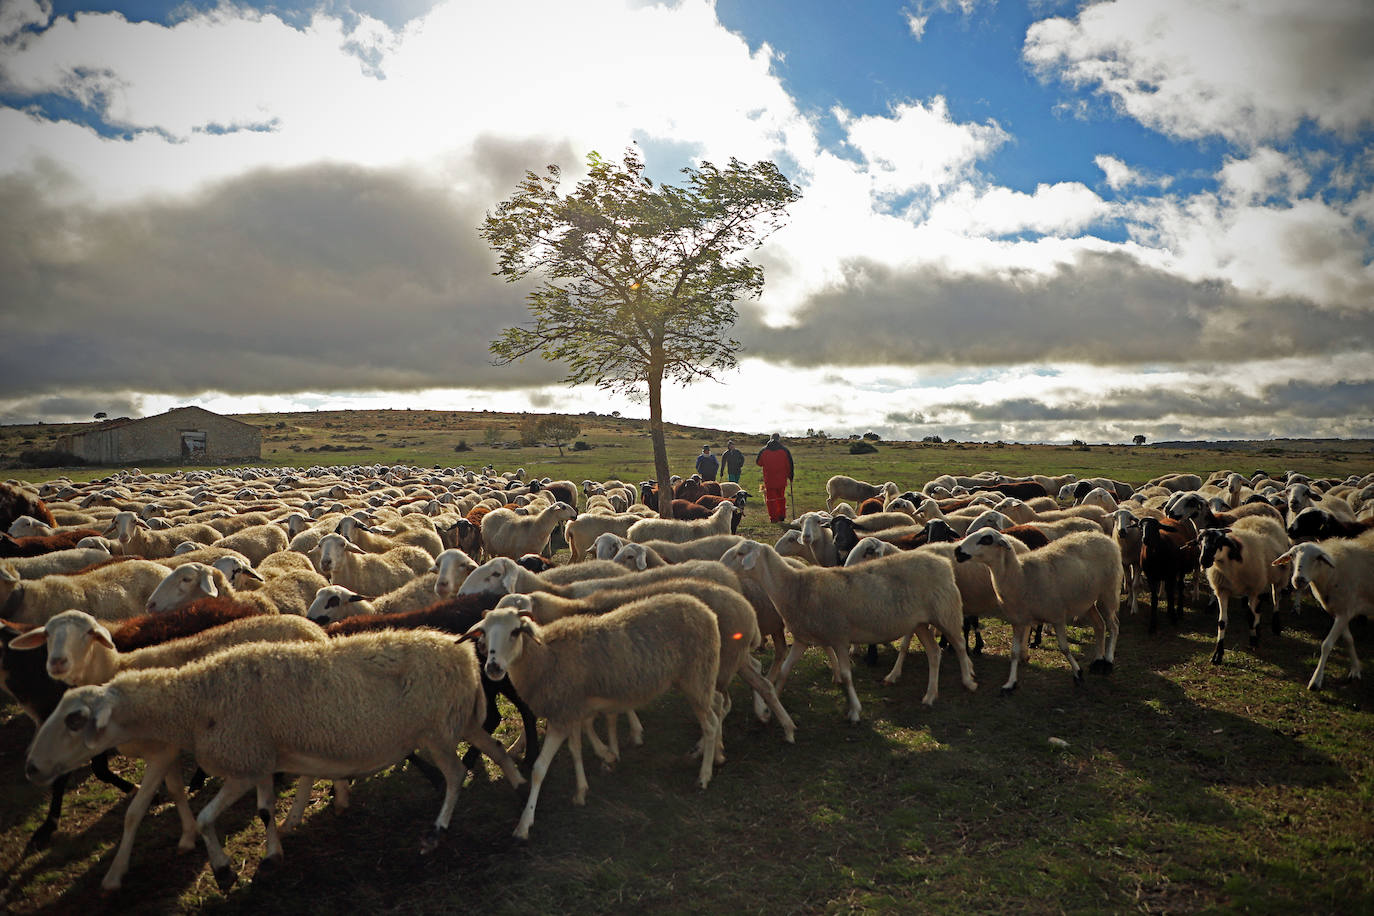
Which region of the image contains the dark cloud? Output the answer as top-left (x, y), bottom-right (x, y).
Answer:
top-left (0, 392), bottom-right (145, 425)
top-left (0, 138), bottom-right (579, 400)
top-left (737, 250), bottom-right (1374, 366)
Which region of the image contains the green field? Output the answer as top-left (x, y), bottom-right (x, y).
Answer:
top-left (1, 412), bottom-right (1372, 914)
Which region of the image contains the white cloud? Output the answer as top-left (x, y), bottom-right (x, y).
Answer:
top-left (927, 181), bottom-right (1111, 236)
top-left (1218, 147), bottom-right (1310, 203)
top-left (1025, 0), bottom-right (1374, 145)
top-left (0, 0), bottom-right (49, 41)
top-left (838, 97), bottom-right (1007, 197)
top-left (1094, 154), bottom-right (1138, 190)
top-left (906, 13), bottom-right (928, 39)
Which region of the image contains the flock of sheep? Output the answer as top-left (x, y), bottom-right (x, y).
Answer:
top-left (1, 459), bottom-right (1372, 895)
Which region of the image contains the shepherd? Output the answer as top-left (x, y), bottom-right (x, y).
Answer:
top-left (755, 433), bottom-right (794, 523)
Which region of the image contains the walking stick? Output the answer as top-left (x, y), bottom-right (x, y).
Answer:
top-left (788, 479), bottom-right (795, 521)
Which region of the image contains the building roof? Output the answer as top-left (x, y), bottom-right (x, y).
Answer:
top-left (65, 406), bottom-right (260, 440)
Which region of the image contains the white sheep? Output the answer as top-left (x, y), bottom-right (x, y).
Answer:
top-left (459, 596), bottom-right (720, 840)
top-left (0, 559), bottom-right (172, 626)
top-left (26, 631), bottom-right (526, 888)
top-left (316, 532), bottom-right (433, 595)
top-left (612, 535), bottom-right (746, 567)
top-left (102, 511), bottom-right (222, 559)
top-left (1196, 516), bottom-right (1292, 665)
top-left (1273, 536), bottom-right (1374, 689)
top-left (480, 502), bottom-right (578, 560)
top-left (825, 476), bottom-right (897, 510)
top-left (207, 552), bottom-right (328, 617)
top-left (720, 539), bottom-right (976, 722)
top-left (11, 608), bottom-right (329, 890)
top-left (563, 513), bottom-right (642, 562)
top-left (335, 514), bottom-right (445, 559)
top-left (626, 500), bottom-right (736, 545)
top-left (210, 523), bottom-right (289, 565)
top-left (456, 556), bottom-right (632, 598)
top-left (589, 532), bottom-right (630, 562)
top-left (954, 529), bottom-right (1122, 694)
top-left (432, 548), bottom-right (477, 598)
top-left (1, 544), bottom-right (112, 579)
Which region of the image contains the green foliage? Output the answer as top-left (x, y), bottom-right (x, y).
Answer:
top-left (453, 440), bottom-right (471, 452)
top-left (483, 424), bottom-right (502, 446)
top-left (849, 440), bottom-right (878, 454)
top-left (518, 414), bottom-right (541, 447)
top-left (536, 416), bottom-right (582, 456)
top-left (572, 440), bottom-right (591, 451)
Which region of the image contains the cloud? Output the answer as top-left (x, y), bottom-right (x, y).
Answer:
top-left (926, 181), bottom-right (1110, 236)
top-left (736, 248), bottom-right (1374, 367)
top-left (838, 97), bottom-right (1007, 198)
top-left (905, 13), bottom-right (929, 39)
top-left (1024, 0), bottom-right (1374, 145)
top-left (0, 391), bottom-right (145, 426)
top-left (0, 147), bottom-right (583, 399)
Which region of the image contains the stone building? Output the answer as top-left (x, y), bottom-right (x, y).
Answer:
top-left (57, 406), bottom-right (261, 465)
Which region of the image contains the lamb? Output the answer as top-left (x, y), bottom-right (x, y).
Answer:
top-left (1195, 516), bottom-right (1291, 664)
top-left (1273, 536), bottom-right (1374, 689)
top-left (480, 502), bottom-right (578, 560)
top-left (316, 532), bottom-right (433, 595)
top-left (103, 511), bottom-right (222, 559)
top-left (1139, 517), bottom-right (1199, 634)
top-left (954, 529), bottom-right (1122, 694)
top-left (27, 631), bottom-right (526, 889)
top-left (497, 578), bottom-right (795, 750)
top-left (826, 476), bottom-right (899, 511)
top-left (563, 512), bottom-right (642, 562)
top-left (627, 500), bottom-right (738, 544)
top-left (0, 559), bottom-right (172, 626)
top-left (459, 596), bottom-right (720, 840)
top-left (720, 539), bottom-right (976, 722)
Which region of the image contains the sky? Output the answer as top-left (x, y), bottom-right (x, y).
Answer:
top-left (1, 0), bottom-right (1372, 444)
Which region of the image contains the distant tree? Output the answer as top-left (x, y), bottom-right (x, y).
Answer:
top-left (93, 412), bottom-right (107, 419)
top-left (536, 416), bottom-right (582, 457)
top-left (483, 424), bottom-right (502, 446)
top-left (1133, 434), bottom-right (1147, 446)
top-left (849, 441), bottom-right (878, 455)
top-left (482, 148), bottom-right (800, 515)
top-left (862, 431), bottom-right (881, 441)
top-left (517, 414), bottom-right (541, 447)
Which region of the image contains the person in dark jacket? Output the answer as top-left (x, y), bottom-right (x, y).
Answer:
top-left (755, 433), bottom-right (794, 522)
top-left (695, 445), bottom-right (719, 481)
top-left (721, 439), bottom-right (745, 484)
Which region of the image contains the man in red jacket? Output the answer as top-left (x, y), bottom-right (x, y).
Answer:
top-left (755, 433), bottom-right (793, 523)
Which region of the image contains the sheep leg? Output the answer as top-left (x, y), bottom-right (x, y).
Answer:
top-left (935, 617), bottom-right (978, 694)
top-left (1148, 576), bottom-right (1162, 633)
top-left (738, 656), bottom-right (796, 743)
top-left (1270, 585), bottom-right (1285, 635)
top-left (626, 710), bottom-right (644, 746)
top-left (1051, 622), bottom-right (1084, 686)
top-left (568, 727), bottom-right (590, 805)
top-left (912, 625), bottom-right (943, 706)
top-left (881, 632), bottom-right (915, 685)
top-left (582, 716), bottom-right (618, 767)
top-left (514, 726), bottom-right (567, 840)
top-left (460, 723), bottom-right (525, 790)
top-left (688, 692), bottom-right (722, 788)
top-left (281, 777), bottom-right (316, 834)
top-left (1211, 589), bottom-right (1231, 664)
top-left (93, 750), bottom-right (136, 793)
top-left (255, 779), bottom-right (285, 875)
top-left (826, 646), bottom-right (845, 684)
top-left (160, 763), bottom-right (199, 851)
top-left (1308, 616), bottom-right (1353, 690)
top-left (1087, 606), bottom-right (1114, 674)
top-left (197, 776), bottom-right (257, 892)
top-left (1125, 570), bottom-right (1139, 617)
top-left (101, 748), bottom-right (179, 891)
top-left (1001, 623), bottom-right (1028, 695)
top-left (28, 772), bottom-right (69, 852)
top-left (829, 643), bottom-right (864, 723)
top-left (964, 615), bottom-right (983, 656)
top-left (417, 742), bottom-right (465, 856)
top-left (773, 640), bottom-right (809, 694)
top-left (1247, 595), bottom-right (1262, 647)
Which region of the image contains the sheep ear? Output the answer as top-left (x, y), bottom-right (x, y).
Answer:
top-left (242, 567), bottom-right (265, 582)
top-left (89, 623), bottom-right (115, 650)
top-left (1272, 549), bottom-right (1296, 567)
top-left (738, 547), bottom-right (758, 570)
top-left (455, 622), bottom-right (484, 644)
top-left (345, 542), bottom-right (367, 555)
top-left (196, 566), bottom-right (219, 597)
top-left (349, 594), bottom-right (370, 603)
top-left (84, 699), bottom-right (114, 749)
top-left (7, 628), bottom-right (49, 651)
top-left (428, 560), bottom-right (440, 574)
top-left (500, 565), bottom-right (521, 594)
top-left (1316, 552), bottom-right (1334, 567)
top-left (634, 551), bottom-right (647, 571)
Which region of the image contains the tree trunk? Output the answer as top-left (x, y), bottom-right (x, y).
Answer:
top-left (647, 356), bottom-right (674, 517)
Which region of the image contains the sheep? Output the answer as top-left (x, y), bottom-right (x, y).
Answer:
top-left (0, 621), bottom-right (135, 851)
top-left (720, 539), bottom-right (976, 722)
top-left (316, 532), bottom-right (433, 595)
top-left (2, 545), bottom-right (113, 579)
top-left (457, 556), bottom-right (632, 598)
top-left (0, 527), bottom-right (104, 558)
top-left (0, 559), bottom-right (172, 626)
top-left (480, 502), bottom-right (577, 560)
top-left (207, 553), bottom-right (327, 617)
top-left (334, 514), bottom-right (445, 559)
top-left (1110, 508), bottom-right (1146, 617)
top-left (1195, 516), bottom-right (1291, 665)
top-left (563, 512), bottom-right (642, 562)
top-left (825, 476), bottom-right (896, 511)
top-left (497, 578), bottom-right (795, 752)
top-left (1166, 493), bottom-right (1283, 530)
top-left (102, 511), bottom-right (222, 559)
top-left (432, 548), bottom-right (478, 598)
top-left (589, 532), bottom-right (630, 562)
top-left (306, 584), bottom-right (377, 624)
top-left (210, 522), bottom-right (289, 565)
top-left (613, 535), bottom-right (746, 567)
top-left (799, 513), bottom-right (839, 567)
top-left (1286, 507), bottom-right (1374, 543)
top-left (27, 630), bottom-right (525, 889)
top-left (1273, 536), bottom-right (1374, 689)
top-left (1139, 517), bottom-right (1199, 634)
top-left (627, 500), bottom-right (738, 544)
top-left (0, 482), bottom-right (56, 531)
top-left (458, 596), bottom-right (720, 840)
top-left (954, 529), bottom-right (1122, 694)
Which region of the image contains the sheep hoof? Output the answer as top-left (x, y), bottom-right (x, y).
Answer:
top-left (255, 854), bottom-right (283, 880)
top-left (1072, 670), bottom-right (1084, 687)
top-left (1089, 659), bottom-right (1113, 675)
top-left (1210, 647), bottom-right (1225, 665)
top-left (213, 865), bottom-right (238, 892)
top-left (999, 684), bottom-right (1017, 697)
top-left (1249, 633), bottom-right (1260, 648)
top-left (1271, 615), bottom-right (1283, 636)
top-left (968, 644), bottom-right (982, 657)
top-left (26, 823), bottom-right (55, 852)
top-left (420, 826), bottom-right (446, 855)
top-left (1306, 679), bottom-right (1322, 691)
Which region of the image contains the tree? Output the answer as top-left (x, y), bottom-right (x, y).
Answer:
top-left (482, 148), bottom-right (800, 515)
top-left (517, 413), bottom-right (541, 447)
top-left (1133, 434), bottom-right (1147, 446)
top-left (536, 416), bottom-right (581, 457)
